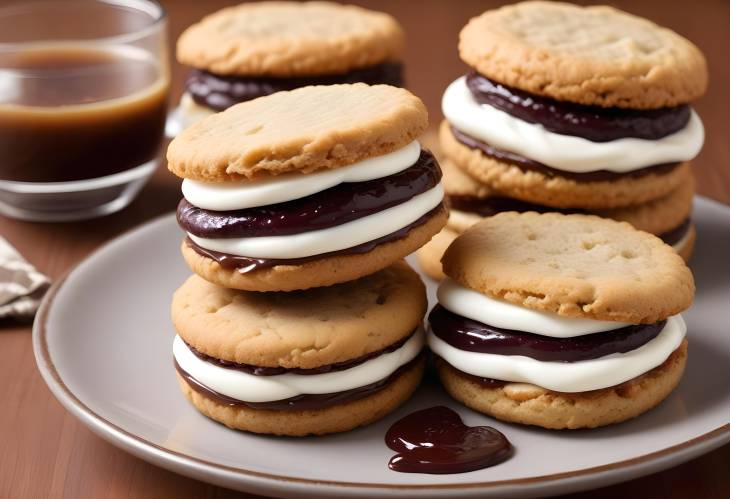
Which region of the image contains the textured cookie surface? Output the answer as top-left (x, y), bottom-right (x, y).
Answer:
top-left (459, 1), bottom-right (707, 108)
top-left (437, 341), bottom-right (686, 429)
top-left (595, 173), bottom-right (694, 236)
top-left (177, 1), bottom-right (404, 76)
top-left (416, 228), bottom-right (459, 281)
top-left (168, 84), bottom-right (428, 181)
top-left (442, 157), bottom-right (492, 198)
top-left (177, 357), bottom-right (424, 436)
top-left (441, 121), bottom-right (690, 209)
top-left (171, 261), bottom-right (426, 368)
top-left (181, 207), bottom-right (446, 291)
top-left (443, 212), bottom-right (694, 323)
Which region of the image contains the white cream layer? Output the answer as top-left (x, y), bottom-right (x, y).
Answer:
top-left (182, 140), bottom-right (422, 211)
top-left (173, 329), bottom-right (424, 403)
top-left (428, 315), bottom-right (685, 392)
top-left (188, 184), bottom-right (444, 259)
top-left (442, 76), bottom-right (704, 173)
top-left (179, 92), bottom-right (216, 128)
top-left (438, 278), bottom-right (631, 337)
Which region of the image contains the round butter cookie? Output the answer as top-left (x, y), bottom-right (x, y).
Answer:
top-left (177, 1), bottom-right (404, 77)
top-left (169, 84), bottom-right (428, 182)
top-left (442, 212), bottom-right (695, 324)
top-left (459, 1), bottom-right (707, 109)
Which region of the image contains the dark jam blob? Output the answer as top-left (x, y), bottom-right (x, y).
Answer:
top-left (385, 406), bottom-right (512, 474)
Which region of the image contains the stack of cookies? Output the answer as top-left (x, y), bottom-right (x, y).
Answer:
top-left (429, 212), bottom-right (694, 429)
top-left (419, 1), bottom-right (706, 280)
top-left (176, 1), bottom-right (405, 129)
top-left (167, 84), bottom-right (447, 435)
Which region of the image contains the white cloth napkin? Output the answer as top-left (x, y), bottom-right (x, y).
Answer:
top-left (0, 237), bottom-right (50, 319)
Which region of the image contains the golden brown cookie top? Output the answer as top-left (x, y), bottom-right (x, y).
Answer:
top-left (177, 1), bottom-right (404, 76)
top-left (442, 212), bottom-right (694, 323)
top-left (167, 84), bottom-right (428, 181)
top-left (171, 261), bottom-right (426, 368)
top-left (459, 1), bottom-right (707, 108)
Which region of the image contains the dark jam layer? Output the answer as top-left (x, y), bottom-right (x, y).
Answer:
top-left (429, 305), bottom-right (665, 363)
top-left (385, 405), bottom-right (512, 474)
top-left (451, 125), bottom-right (680, 182)
top-left (187, 62), bottom-right (403, 111)
top-left (175, 353), bottom-right (423, 411)
top-left (178, 150), bottom-right (441, 239)
top-left (465, 72), bottom-right (690, 142)
top-left (448, 194), bottom-right (691, 247)
top-left (186, 331), bottom-right (415, 376)
top-left (186, 205), bottom-right (444, 273)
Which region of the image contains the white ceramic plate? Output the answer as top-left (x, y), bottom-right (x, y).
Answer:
top-left (33, 196), bottom-right (730, 498)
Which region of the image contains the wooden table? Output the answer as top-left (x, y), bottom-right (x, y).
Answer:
top-left (1, 1), bottom-right (728, 497)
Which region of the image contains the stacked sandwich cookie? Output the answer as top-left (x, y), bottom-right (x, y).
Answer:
top-left (172, 263), bottom-right (427, 436)
top-left (428, 212), bottom-right (694, 429)
top-left (176, 1), bottom-right (404, 128)
top-left (419, 1), bottom-right (706, 278)
top-left (167, 84), bottom-right (446, 435)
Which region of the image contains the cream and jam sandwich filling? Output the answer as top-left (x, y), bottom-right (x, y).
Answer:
top-left (167, 84), bottom-right (446, 291)
top-left (178, 141), bottom-right (444, 273)
top-left (428, 279), bottom-right (686, 393)
top-left (442, 74), bottom-right (704, 182)
top-left (175, 2), bottom-right (405, 128)
top-left (173, 328), bottom-right (424, 411)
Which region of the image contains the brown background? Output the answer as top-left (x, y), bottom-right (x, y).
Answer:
top-left (1, 0), bottom-right (729, 497)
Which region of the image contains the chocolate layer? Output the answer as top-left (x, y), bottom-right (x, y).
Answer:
top-left (466, 72), bottom-right (690, 142)
top-left (451, 125), bottom-right (680, 182)
top-left (175, 352), bottom-right (423, 411)
top-left (448, 194), bottom-right (691, 246)
top-left (187, 62), bottom-right (403, 112)
top-left (178, 150), bottom-right (441, 238)
top-left (660, 218), bottom-right (692, 246)
top-left (186, 205), bottom-right (444, 273)
top-left (429, 305), bottom-right (665, 363)
top-left (385, 405), bottom-right (512, 474)
top-left (186, 330), bottom-right (416, 376)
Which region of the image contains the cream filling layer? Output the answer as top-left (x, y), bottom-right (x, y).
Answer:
top-left (188, 184), bottom-right (444, 259)
top-left (179, 92), bottom-right (216, 128)
top-left (173, 329), bottom-right (424, 403)
top-left (438, 278), bottom-right (631, 337)
top-left (182, 141), bottom-right (422, 210)
top-left (428, 315), bottom-right (685, 393)
top-left (442, 76), bottom-right (704, 173)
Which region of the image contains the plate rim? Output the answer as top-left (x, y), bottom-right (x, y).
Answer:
top-left (32, 205), bottom-right (730, 497)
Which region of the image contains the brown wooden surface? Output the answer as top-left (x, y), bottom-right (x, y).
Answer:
top-left (1, 1), bottom-right (729, 497)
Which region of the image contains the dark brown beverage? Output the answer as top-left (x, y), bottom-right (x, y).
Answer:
top-left (0, 46), bottom-right (168, 182)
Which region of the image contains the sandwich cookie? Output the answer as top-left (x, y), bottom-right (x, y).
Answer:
top-left (172, 262), bottom-right (427, 436)
top-left (169, 84), bottom-right (447, 291)
top-left (417, 157), bottom-right (696, 280)
top-left (429, 212), bottom-right (695, 429)
top-left (176, 1), bottom-right (404, 128)
top-left (441, 1), bottom-right (707, 209)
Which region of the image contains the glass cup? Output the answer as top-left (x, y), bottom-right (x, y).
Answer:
top-left (0, 0), bottom-right (169, 222)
